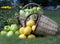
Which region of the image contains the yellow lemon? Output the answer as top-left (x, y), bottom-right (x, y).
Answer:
top-left (32, 25), bottom-right (36, 31)
top-left (28, 34), bottom-right (36, 39)
top-left (24, 26), bottom-right (32, 35)
top-left (19, 27), bottom-right (24, 34)
top-left (26, 20), bottom-right (35, 27)
top-left (19, 34), bottom-right (26, 39)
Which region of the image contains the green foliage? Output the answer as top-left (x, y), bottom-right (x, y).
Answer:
top-left (0, 6), bottom-right (20, 31)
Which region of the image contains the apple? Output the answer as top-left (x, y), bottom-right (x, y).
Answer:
top-left (10, 24), bottom-right (18, 32)
top-left (33, 7), bottom-right (37, 13)
top-left (19, 34), bottom-right (26, 39)
top-left (37, 7), bottom-right (43, 14)
top-left (24, 26), bottom-right (32, 35)
top-left (28, 34), bottom-right (36, 39)
top-left (19, 27), bottom-right (25, 34)
top-left (33, 7), bottom-right (37, 11)
top-left (32, 25), bottom-right (36, 31)
top-left (15, 30), bottom-right (19, 35)
top-left (19, 10), bottom-right (25, 17)
top-left (24, 9), bottom-right (30, 12)
top-left (29, 9), bottom-right (33, 13)
top-left (1, 31), bottom-right (7, 36)
top-left (26, 20), bottom-right (35, 27)
top-left (37, 7), bottom-right (41, 11)
top-left (25, 12), bottom-right (30, 17)
top-left (7, 31), bottom-right (14, 37)
top-left (4, 25), bottom-right (10, 31)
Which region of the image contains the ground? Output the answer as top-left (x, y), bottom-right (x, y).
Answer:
top-left (0, 9), bottom-right (60, 44)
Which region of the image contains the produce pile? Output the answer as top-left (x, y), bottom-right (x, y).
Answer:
top-left (0, 20), bottom-right (36, 39)
top-left (0, 24), bottom-right (19, 37)
top-left (0, 6), bottom-right (43, 39)
top-left (19, 7), bottom-right (43, 18)
top-left (19, 20), bottom-right (36, 39)
top-left (0, 8), bottom-right (40, 39)
top-left (18, 7), bottom-right (43, 39)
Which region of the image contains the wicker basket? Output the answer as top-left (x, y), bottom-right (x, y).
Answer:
top-left (19, 3), bottom-right (42, 26)
top-left (24, 13), bottom-right (58, 35)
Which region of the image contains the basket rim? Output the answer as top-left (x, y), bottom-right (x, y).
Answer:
top-left (22, 3), bottom-right (42, 10)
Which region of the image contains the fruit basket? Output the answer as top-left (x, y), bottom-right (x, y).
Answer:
top-left (19, 3), bottom-right (43, 26)
top-left (19, 3), bottom-right (58, 35)
top-left (24, 13), bottom-right (58, 35)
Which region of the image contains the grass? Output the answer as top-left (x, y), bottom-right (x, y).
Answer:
top-left (0, 9), bottom-right (60, 44)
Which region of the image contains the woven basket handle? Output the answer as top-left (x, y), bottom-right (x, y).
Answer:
top-left (22, 3), bottom-right (41, 10)
top-left (24, 13), bottom-right (40, 27)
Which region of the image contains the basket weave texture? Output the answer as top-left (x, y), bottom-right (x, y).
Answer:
top-left (24, 13), bottom-right (58, 35)
top-left (19, 3), bottom-right (58, 35)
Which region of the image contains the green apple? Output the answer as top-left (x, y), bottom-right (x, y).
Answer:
top-left (37, 7), bottom-right (43, 14)
top-left (37, 7), bottom-right (41, 11)
top-left (4, 25), bottom-right (10, 31)
top-left (29, 9), bottom-right (34, 13)
top-left (15, 30), bottom-right (19, 35)
top-left (7, 31), bottom-right (14, 37)
top-left (19, 10), bottom-right (25, 17)
top-left (1, 31), bottom-right (7, 36)
top-left (33, 7), bottom-right (37, 10)
top-left (25, 12), bottom-right (30, 17)
top-left (10, 24), bottom-right (18, 32)
top-left (24, 9), bottom-right (30, 12)
top-left (32, 7), bottom-right (37, 13)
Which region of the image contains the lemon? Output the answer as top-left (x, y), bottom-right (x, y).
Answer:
top-left (19, 27), bottom-right (24, 34)
top-left (28, 34), bottom-right (36, 39)
top-left (19, 34), bottom-right (26, 39)
top-left (24, 26), bottom-right (32, 35)
top-left (32, 25), bottom-right (36, 31)
top-left (26, 20), bottom-right (35, 27)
